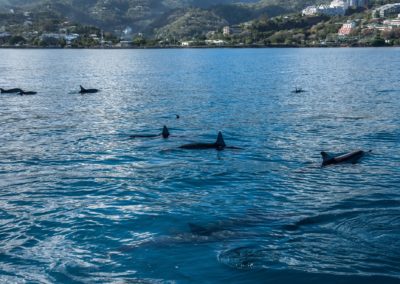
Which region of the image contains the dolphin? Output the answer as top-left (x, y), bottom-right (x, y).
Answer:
top-left (179, 132), bottom-right (241, 151)
top-left (114, 212), bottom-right (299, 255)
top-left (115, 219), bottom-right (264, 254)
top-left (321, 150), bottom-right (370, 166)
top-left (130, 125), bottom-right (170, 139)
top-left (79, 85), bottom-right (99, 94)
top-left (1, 88), bottom-right (23, 93)
top-left (18, 90), bottom-right (37, 95)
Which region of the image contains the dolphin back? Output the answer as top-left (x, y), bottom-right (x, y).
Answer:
top-left (179, 143), bottom-right (216, 149)
top-left (321, 150), bottom-right (367, 166)
top-left (1, 88), bottom-right (23, 93)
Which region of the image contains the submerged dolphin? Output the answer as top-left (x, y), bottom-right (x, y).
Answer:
top-left (179, 132), bottom-right (241, 151)
top-left (79, 85), bottom-right (99, 94)
top-left (321, 150), bottom-right (369, 166)
top-left (130, 125), bottom-right (170, 139)
top-left (19, 90), bottom-right (37, 95)
top-left (115, 219), bottom-right (264, 253)
top-left (1, 88), bottom-right (23, 93)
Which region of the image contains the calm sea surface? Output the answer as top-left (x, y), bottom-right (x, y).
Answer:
top-left (0, 48), bottom-right (399, 283)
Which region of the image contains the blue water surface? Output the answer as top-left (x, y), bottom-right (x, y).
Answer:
top-left (0, 48), bottom-right (399, 283)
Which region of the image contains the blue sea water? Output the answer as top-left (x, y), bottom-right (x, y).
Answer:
top-left (0, 48), bottom-right (399, 283)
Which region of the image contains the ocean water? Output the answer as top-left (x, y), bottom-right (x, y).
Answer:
top-left (0, 48), bottom-right (399, 283)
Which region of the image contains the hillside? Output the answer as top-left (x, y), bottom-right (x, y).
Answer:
top-left (1, 0), bottom-right (399, 39)
top-left (0, 0), bottom-right (310, 34)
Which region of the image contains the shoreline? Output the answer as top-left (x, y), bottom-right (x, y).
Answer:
top-left (0, 44), bottom-right (398, 50)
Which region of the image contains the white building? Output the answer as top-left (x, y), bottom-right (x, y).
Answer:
top-left (64, 33), bottom-right (79, 43)
top-left (223, 26), bottom-right (242, 36)
top-left (303, 0), bottom-right (368, 16)
top-left (302, 6), bottom-right (318, 16)
top-left (181, 41), bottom-right (194, 47)
top-left (41, 33), bottom-right (62, 40)
top-left (383, 15), bottom-right (400, 27)
top-left (205, 39), bottom-right (226, 46)
top-left (373, 3), bottom-right (400, 18)
top-left (302, 0), bottom-right (348, 16)
top-left (223, 26), bottom-right (230, 35)
top-left (0, 32), bottom-right (11, 38)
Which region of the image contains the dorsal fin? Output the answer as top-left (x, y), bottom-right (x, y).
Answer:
top-left (321, 151), bottom-right (331, 162)
top-left (215, 131), bottom-right (226, 148)
top-left (162, 125), bottom-right (170, 138)
top-left (80, 85), bottom-right (85, 91)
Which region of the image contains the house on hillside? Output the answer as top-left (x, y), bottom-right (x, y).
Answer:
top-left (205, 39), bottom-right (226, 46)
top-left (223, 26), bottom-right (242, 36)
top-left (338, 20), bottom-right (357, 36)
top-left (383, 14), bottom-right (400, 27)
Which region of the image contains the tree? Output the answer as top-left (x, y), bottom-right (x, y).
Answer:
top-left (371, 35), bottom-right (386, 46)
top-left (132, 35), bottom-right (146, 46)
top-left (8, 35), bottom-right (26, 45)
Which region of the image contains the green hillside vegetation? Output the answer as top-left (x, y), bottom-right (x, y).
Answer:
top-left (155, 8), bottom-right (228, 39)
top-left (0, 0), bottom-right (314, 33)
top-left (0, 0), bottom-right (399, 47)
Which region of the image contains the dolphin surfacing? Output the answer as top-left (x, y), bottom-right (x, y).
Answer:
top-left (79, 85), bottom-right (99, 94)
top-left (1, 88), bottom-right (23, 94)
top-left (19, 90), bottom-right (37, 95)
top-left (292, 87), bottom-right (305, 93)
top-left (130, 125), bottom-right (170, 139)
top-left (180, 132), bottom-right (241, 151)
top-left (321, 150), bottom-right (369, 166)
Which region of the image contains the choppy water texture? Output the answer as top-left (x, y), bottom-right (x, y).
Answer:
top-left (0, 48), bottom-right (399, 283)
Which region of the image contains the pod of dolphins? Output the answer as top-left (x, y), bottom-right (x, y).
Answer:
top-left (1, 85), bottom-right (99, 95)
top-left (130, 125), bottom-right (370, 166)
top-left (1, 85), bottom-right (370, 166)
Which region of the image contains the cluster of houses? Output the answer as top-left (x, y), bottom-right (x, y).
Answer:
top-left (180, 25), bottom-right (245, 47)
top-left (338, 3), bottom-right (400, 37)
top-left (302, 0), bottom-right (368, 16)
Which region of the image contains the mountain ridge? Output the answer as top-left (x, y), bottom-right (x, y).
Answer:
top-left (0, 0), bottom-right (315, 35)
